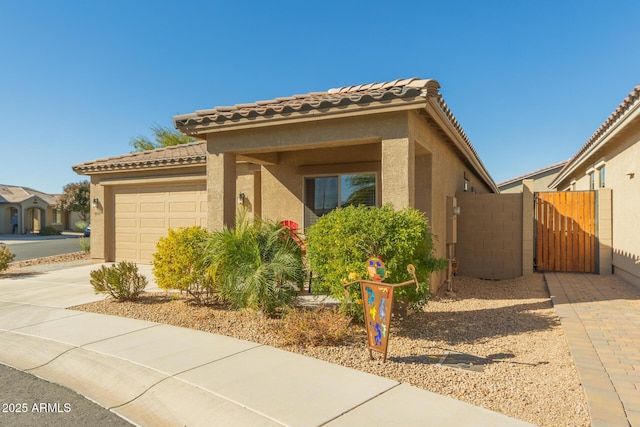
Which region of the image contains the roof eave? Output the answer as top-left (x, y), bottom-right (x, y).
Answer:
top-left (73, 159), bottom-right (207, 176)
top-left (174, 98), bottom-right (429, 136)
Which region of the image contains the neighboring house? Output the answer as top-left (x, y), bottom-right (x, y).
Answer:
top-left (0, 185), bottom-right (72, 234)
top-left (74, 78), bottom-right (498, 291)
top-left (497, 160), bottom-right (567, 193)
top-left (549, 84), bottom-right (640, 286)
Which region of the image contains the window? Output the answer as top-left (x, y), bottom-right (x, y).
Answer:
top-left (599, 166), bottom-right (606, 188)
top-left (588, 171), bottom-right (595, 190)
top-left (304, 173), bottom-right (376, 227)
top-left (52, 208), bottom-right (63, 225)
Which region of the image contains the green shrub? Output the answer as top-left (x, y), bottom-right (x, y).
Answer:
top-left (278, 306), bottom-right (352, 347)
top-left (0, 244), bottom-right (15, 274)
top-left (203, 211), bottom-right (306, 316)
top-left (74, 221), bottom-right (89, 233)
top-left (90, 261), bottom-right (147, 301)
top-left (305, 205), bottom-right (447, 319)
top-left (152, 226), bottom-right (213, 304)
top-left (38, 226), bottom-right (61, 236)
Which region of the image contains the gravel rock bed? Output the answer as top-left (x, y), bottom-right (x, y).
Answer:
top-left (71, 273), bottom-right (589, 426)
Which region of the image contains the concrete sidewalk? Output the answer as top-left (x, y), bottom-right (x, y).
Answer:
top-left (546, 272), bottom-right (640, 427)
top-left (0, 264), bottom-right (533, 426)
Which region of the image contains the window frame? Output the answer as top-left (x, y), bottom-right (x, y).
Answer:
top-left (303, 172), bottom-right (378, 229)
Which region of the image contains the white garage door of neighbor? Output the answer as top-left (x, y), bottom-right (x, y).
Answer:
top-left (114, 183), bottom-right (207, 263)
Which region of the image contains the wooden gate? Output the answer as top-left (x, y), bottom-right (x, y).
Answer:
top-left (535, 191), bottom-right (596, 273)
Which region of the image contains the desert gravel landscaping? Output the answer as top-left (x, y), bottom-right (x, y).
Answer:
top-left (66, 270), bottom-right (590, 427)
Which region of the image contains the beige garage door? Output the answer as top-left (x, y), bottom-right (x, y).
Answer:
top-left (114, 183), bottom-right (207, 263)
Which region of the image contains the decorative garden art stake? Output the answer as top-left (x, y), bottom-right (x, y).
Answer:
top-left (343, 256), bottom-right (418, 362)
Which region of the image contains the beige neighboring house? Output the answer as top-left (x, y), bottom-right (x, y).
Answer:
top-left (74, 78), bottom-right (498, 291)
top-left (549, 84), bottom-right (640, 285)
top-left (497, 160), bottom-right (567, 194)
top-left (0, 185), bottom-right (77, 234)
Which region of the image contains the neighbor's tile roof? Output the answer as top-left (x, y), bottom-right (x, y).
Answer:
top-left (551, 84), bottom-right (640, 188)
top-left (0, 184), bottom-right (58, 205)
top-left (72, 141), bottom-right (206, 174)
top-left (574, 85), bottom-right (640, 161)
top-left (174, 78), bottom-right (442, 132)
top-left (497, 160), bottom-right (568, 188)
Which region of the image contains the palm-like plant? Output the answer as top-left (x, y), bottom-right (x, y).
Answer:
top-left (203, 212), bottom-right (306, 316)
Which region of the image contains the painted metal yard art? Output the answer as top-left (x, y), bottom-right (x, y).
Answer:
top-left (343, 256), bottom-right (418, 362)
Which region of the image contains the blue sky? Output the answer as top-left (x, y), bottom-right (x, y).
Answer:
top-left (1, 1), bottom-right (639, 194)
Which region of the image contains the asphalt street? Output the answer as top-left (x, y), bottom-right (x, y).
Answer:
top-left (1, 237), bottom-right (84, 262)
top-left (0, 363), bottom-right (133, 427)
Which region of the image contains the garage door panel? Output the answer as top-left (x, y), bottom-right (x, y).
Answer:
top-left (116, 218), bottom-right (138, 228)
top-left (169, 202), bottom-right (197, 213)
top-left (117, 203), bottom-right (139, 213)
top-left (168, 218), bottom-right (199, 229)
top-left (116, 249), bottom-right (138, 260)
top-left (114, 183), bottom-right (206, 263)
top-left (141, 218), bottom-right (167, 229)
top-left (139, 229), bottom-right (166, 244)
top-left (140, 202), bottom-right (166, 213)
top-left (116, 233), bottom-right (140, 243)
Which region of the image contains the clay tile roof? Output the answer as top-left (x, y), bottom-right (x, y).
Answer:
top-left (573, 84), bottom-right (640, 162)
top-left (551, 84), bottom-right (640, 187)
top-left (497, 160), bottom-right (568, 187)
top-left (174, 78), bottom-right (441, 133)
top-left (72, 141), bottom-right (206, 174)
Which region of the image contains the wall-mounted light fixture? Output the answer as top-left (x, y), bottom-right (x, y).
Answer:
top-left (237, 193), bottom-right (245, 205)
top-left (92, 198), bottom-right (99, 209)
top-left (627, 172), bottom-right (635, 179)
top-left (33, 198), bottom-right (38, 205)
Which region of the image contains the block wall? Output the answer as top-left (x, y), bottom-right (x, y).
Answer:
top-left (456, 192), bottom-right (523, 279)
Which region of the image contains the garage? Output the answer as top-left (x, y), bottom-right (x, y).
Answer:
top-left (113, 183), bottom-right (207, 263)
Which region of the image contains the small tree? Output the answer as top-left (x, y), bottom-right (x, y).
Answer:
top-left (130, 123), bottom-right (196, 152)
top-left (58, 180), bottom-right (90, 222)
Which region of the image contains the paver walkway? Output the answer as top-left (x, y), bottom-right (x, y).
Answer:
top-left (546, 272), bottom-right (640, 427)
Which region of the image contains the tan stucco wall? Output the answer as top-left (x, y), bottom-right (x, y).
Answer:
top-left (260, 143), bottom-right (382, 227)
top-left (552, 117), bottom-right (640, 284)
top-left (207, 113), bottom-right (407, 230)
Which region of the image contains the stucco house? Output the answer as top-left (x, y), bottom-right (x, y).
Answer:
top-left (0, 185), bottom-right (76, 234)
top-left (498, 160), bottom-right (567, 194)
top-left (549, 84), bottom-right (640, 286)
top-left (74, 78), bottom-right (498, 291)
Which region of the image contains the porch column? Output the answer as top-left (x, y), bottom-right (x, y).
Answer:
top-left (381, 137), bottom-right (415, 209)
top-left (207, 148), bottom-right (236, 230)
